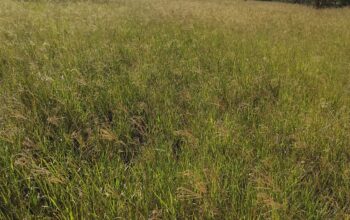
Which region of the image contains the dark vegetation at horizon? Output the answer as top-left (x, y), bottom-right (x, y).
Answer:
top-left (260, 0), bottom-right (350, 8)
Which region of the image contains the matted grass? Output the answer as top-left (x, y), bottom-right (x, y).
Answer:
top-left (0, 0), bottom-right (350, 218)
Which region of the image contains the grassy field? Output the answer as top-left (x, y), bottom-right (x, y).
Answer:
top-left (0, 0), bottom-right (350, 218)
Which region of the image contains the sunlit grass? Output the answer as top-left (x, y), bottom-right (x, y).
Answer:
top-left (0, 0), bottom-right (350, 218)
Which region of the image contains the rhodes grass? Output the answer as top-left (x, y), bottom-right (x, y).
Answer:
top-left (0, 0), bottom-right (350, 218)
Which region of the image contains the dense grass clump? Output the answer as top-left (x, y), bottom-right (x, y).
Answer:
top-left (0, 0), bottom-right (350, 218)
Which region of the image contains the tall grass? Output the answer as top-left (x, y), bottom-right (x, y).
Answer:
top-left (0, 0), bottom-right (350, 218)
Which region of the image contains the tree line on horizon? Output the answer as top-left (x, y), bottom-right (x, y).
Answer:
top-left (261, 0), bottom-right (350, 7)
